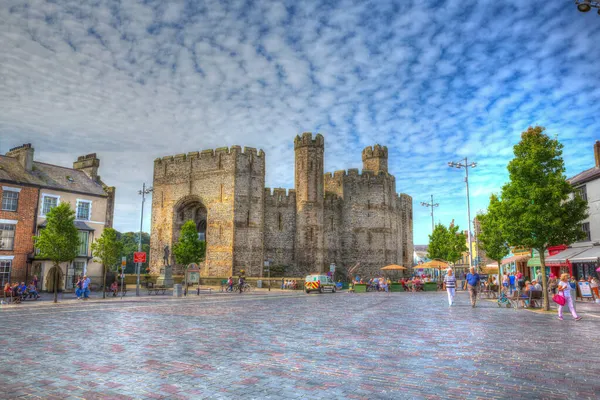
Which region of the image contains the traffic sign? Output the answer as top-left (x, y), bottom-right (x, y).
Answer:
top-left (121, 256), bottom-right (126, 266)
top-left (134, 252), bottom-right (147, 263)
top-left (330, 264), bottom-right (336, 273)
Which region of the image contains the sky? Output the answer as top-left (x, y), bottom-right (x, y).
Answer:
top-left (1, 0), bottom-right (599, 245)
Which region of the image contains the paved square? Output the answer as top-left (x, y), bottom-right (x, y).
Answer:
top-left (1, 291), bottom-right (598, 399)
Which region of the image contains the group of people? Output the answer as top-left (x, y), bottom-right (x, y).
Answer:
top-left (443, 267), bottom-right (481, 307)
top-left (282, 280), bottom-right (298, 290)
top-left (2, 279), bottom-right (40, 303)
top-left (74, 275), bottom-right (91, 300)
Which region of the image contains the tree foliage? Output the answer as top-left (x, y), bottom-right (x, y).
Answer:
top-left (477, 194), bottom-right (510, 265)
top-left (427, 223), bottom-right (467, 264)
top-left (500, 126), bottom-right (588, 310)
top-left (91, 228), bottom-right (123, 298)
top-left (33, 202), bottom-right (80, 303)
top-left (173, 220), bottom-right (206, 267)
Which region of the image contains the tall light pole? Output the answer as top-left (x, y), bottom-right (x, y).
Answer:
top-left (448, 158), bottom-right (477, 270)
top-left (137, 183), bottom-right (153, 296)
top-left (420, 195), bottom-right (439, 233)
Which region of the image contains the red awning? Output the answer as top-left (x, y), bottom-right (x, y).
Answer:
top-left (546, 247), bottom-right (589, 266)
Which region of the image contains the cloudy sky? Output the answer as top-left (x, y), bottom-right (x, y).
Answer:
top-left (1, 0), bottom-right (599, 245)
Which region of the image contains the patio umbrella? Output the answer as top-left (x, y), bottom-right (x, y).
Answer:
top-left (380, 265), bottom-right (407, 271)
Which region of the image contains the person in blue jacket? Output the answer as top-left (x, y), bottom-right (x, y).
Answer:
top-left (466, 267), bottom-right (481, 308)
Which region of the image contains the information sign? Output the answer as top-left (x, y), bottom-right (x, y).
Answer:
top-left (578, 281), bottom-right (593, 298)
top-left (134, 252), bottom-right (147, 263)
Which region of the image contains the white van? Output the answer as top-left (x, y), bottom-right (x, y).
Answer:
top-left (304, 274), bottom-right (336, 294)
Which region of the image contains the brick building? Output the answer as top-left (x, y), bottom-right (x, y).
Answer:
top-left (150, 133), bottom-right (414, 279)
top-left (0, 144), bottom-right (115, 290)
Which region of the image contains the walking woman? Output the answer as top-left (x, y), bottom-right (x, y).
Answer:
top-left (557, 273), bottom-right (582, 321)
top-left (443, 268), bottom-right (456, 306)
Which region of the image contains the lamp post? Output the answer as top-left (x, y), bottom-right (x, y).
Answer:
top-left (448, 158), bottom-right (477, 270)
top-left (264, 259), bottom-right (271, 291)
top-left (136, 183), bottom-right (153, 296)
top-left (575, 0), bottom-right (600, 14)
top-left (420, 195), bottom-right (439, 233)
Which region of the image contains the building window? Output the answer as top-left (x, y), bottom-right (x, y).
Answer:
top-left (576, 185), bottom-right (587, 203)
top-left (580, 222), bottom-right (591, 242)
top-left (76, 200), bottom-right (92, 221)
top-left (220, 184), bottom-right (224, 202)
top-left (41, 195), bottom-right (59, 215)
top-left (246, 211), bottom-right (250, 227)
top-left (278, 213), bottom-right (283, 231)
top-left (0, 224), bottom-right (16, 251)
top-left (0, 260), bottom-right (11, 287)
top-left (78, 231), bottom-right (89, 256)
top-left (1, 190), bottom-right (19, 212)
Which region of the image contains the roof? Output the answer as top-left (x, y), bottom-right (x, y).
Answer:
top-left (0, 155), bottom-right (106, 197)
top-left (569, 166), bottom-right (600, 186)
top-left (545, 247), bottom-right (589, 265)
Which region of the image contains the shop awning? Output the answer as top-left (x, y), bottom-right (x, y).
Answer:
top-left (569, 246), bottom-right (600, 263)
top-left (545, 247), bottom-right (588, 266)
top-left (501, 254), bottom-right (530, 266)
top-left (528, 257), bottom-right (541, 267)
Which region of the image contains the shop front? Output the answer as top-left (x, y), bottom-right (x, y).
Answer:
top-left (527, 250), bottom-right (551, 280)
top-left (500, 253), bottom-right (531, 278)
top-left (569, 246), bottom-right (600, 281)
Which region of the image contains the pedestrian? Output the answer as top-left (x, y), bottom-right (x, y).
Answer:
top-left (238, 275), bottom-right (244, 294)
top-left (502, 272), bottom-right (509, 292)
top-left (75, 276), bottom-right (83, 299)
top-left (509, 273), bottom-right (516, 294)
top-left (516, 272), bottom-right (525, 291)
top-left (466, 267), bottom-right (481, 308)
top-left (82, 275), bottom-right (91, 300)
top-left (228, 276), bottom-right (234, 292)
top-left (556, 273), bottom-right (582, 321)
top-left (33, 275), bottom-right (38, 290)
top-left (536, 270), bottom-right (542, 284)
top-left (443, 268), bottom-right (456, 306)
top-left (590, 277), bottom-right (599, 298)
top-left (548, 274), bottom-right (558, 295)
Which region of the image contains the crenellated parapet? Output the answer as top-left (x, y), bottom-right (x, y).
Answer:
top-left (362, 144), bottom-right (388, 161)
top-left (153, 146), bottom-right (265, 180)
top-left (264, 187), bottom-right (296, 207)
top-left (294, 132), bottom-right (325, 149)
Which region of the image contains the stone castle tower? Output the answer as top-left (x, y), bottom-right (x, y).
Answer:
top-left (150, 133), bottom-right (413, 278)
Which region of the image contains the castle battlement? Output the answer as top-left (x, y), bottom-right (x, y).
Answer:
top-left (154, 146), bottom-right (265, 164)
top-left (294, 132), bottom-right (324, 149)
top-left (264, 187), bottom-right (296, 206)
top-left (362, 144), bottom-right (388, 161)
top-left (324, 169), bottom-right (393, 180)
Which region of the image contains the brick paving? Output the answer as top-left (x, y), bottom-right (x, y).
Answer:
top-left (1, 291), bottom-right (599, 399)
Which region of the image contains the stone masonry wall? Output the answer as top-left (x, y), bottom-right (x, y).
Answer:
top-left (264, 188), bottom-right (297, 275)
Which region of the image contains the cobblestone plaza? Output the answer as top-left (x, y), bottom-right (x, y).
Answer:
top-left (1, 291), bottom-right (599, 399)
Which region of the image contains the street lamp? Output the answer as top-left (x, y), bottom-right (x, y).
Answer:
top-left (136, 183), bottom-right (153, 296)
top-left (420, 195), bottom-right (440, 233)
top-left (264, 259), bottom-right (272, 291)
top-left (448, 158), bottom-right (477, 271)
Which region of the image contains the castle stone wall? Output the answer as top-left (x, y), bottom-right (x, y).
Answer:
top-left (264, 188), bottom-right (297, 274)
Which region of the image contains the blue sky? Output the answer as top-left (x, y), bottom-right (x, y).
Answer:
top-left (1, 0), bottom-right (599, 245)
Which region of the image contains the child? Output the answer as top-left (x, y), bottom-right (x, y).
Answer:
top-left (110, 281), bottom-right (119, 297)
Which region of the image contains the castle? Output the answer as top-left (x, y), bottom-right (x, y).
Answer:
top-left (149, 133), bottom-right (413, 278)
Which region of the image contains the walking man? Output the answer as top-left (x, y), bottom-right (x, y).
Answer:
top-left (466, 267), bottom-right (481, 308)
top-left (444, 268), bottom-right (456, 306)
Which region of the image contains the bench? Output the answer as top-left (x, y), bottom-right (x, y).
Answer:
top-left (196, 287), bottom-right (213, 295)
top-left (104, 287), bottom-right (127, 297)
top-left (147, 287), bottom-right (168, 295)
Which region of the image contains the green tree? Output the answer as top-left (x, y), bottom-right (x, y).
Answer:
top-left (427, 223), bottom-right (467, 264)
top-left (477, 194), bottom-right (510, 295)
top-left (500, 126), bottom-right (588, 310)
top-left (116, 231), bottom-right (150, 274)
top-left (33, 203), bottom-right (80, 303)
top-left (172, 220), bottom-right (206, 294)
top-left (91, 228), bottom-right (123, 299)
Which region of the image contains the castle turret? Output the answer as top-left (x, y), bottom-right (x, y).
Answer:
top-left (294, 132), bottom-right (325, 273)
top-left (362, 144), bottom-right (388, 173)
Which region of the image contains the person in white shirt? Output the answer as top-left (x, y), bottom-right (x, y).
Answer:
top-left (443, 269), bottom-right (457, 306)
top-left (532, 280), bottom-right (542, 291)
top-left (557, 273), bottom-right (582, 321)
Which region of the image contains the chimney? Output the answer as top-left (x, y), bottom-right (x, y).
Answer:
top-left (595, 141), bottom-right (600, 168)
top-left (6, 143), bottom-right (34, 171)
top-left (73, 153), bottom-right (100, 181)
